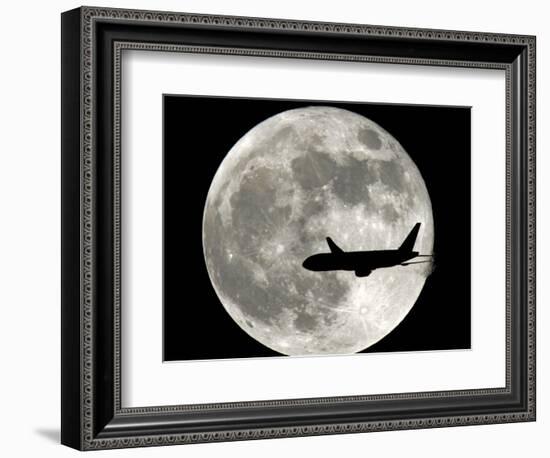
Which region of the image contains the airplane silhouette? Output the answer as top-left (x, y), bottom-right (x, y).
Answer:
top-left (302, 222), bottom-right (433, 278)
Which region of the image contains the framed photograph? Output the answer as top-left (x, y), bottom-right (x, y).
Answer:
top-left (61, 6), bottom-right (536, 450)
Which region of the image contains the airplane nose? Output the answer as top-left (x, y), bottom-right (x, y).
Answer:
top-left (302, 257), bottom-right (313, 270)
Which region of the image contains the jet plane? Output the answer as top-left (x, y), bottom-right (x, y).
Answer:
top-left (302, 222), bottom-right (432, 277)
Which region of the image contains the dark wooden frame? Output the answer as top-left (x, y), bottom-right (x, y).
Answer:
top-left (61, 6), bottom-right (536, 450)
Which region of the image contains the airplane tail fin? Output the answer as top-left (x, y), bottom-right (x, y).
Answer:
top-left (326, 237), bottom-right (344, 253)
top-left (398, 223), bottom-right (421, 252)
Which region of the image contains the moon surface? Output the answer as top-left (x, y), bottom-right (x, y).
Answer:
top-left (202, 106), bottom-right (434, 356)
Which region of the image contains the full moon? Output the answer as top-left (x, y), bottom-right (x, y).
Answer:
top-left (203, 106), bottom-right (434, 356)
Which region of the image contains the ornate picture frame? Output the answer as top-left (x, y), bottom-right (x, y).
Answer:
top-left (61, 6), bottom-right (536, 450)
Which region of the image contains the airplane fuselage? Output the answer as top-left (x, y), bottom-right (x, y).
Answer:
top-left (302, 249), bottom-right (419, 273)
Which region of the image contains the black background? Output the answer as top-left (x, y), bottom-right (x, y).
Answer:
top-left (163, 95), bottom-right (471, 361)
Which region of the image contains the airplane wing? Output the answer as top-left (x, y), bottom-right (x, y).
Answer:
top-left (401, 260), bottom-right (432, 266)
top-left (326, 237), bottom-right (344, 253)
